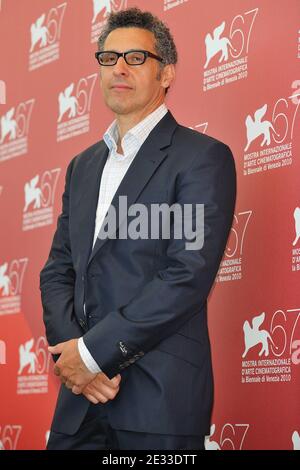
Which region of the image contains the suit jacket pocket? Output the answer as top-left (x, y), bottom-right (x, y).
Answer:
top-left (155, 332), bottom-right (209, 369)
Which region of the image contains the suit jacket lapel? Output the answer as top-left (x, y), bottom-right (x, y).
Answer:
top-left (74, 141), bottom-right (109, 271)
top-left (87, 110), bottom-right (178, 266)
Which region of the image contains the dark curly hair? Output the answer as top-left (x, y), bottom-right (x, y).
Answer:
top-left (98, 7), bottom-right (178, 66)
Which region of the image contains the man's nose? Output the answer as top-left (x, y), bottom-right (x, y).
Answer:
top-left (112, 56), bottom-right (130, 75)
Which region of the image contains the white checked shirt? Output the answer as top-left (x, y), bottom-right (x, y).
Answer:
top-left (78, 103), bottom-right (168, 373)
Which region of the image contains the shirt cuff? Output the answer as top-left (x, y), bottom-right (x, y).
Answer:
top-left (78, 337), bottom-right (102, 374)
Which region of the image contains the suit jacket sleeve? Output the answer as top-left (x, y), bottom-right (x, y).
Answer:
top-left (40, 157), bottom-right (83, 350)
top-left (83, 141), bottom-right (237, 378)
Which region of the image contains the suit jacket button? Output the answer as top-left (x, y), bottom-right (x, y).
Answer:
top-left (118, 341), bottom-right (128, 357)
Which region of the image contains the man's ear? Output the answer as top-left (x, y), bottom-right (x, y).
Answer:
top-left (161, 64), bottom-right (176, 91)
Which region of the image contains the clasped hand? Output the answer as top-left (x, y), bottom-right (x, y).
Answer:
top-left (48, 339), bottom-right (121, 404)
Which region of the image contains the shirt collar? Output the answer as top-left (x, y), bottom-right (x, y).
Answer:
top-left (103, 103), bottom-right (168, 154)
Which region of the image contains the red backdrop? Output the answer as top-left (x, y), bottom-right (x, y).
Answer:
top-left (0, 0), bottom-right (299, 450)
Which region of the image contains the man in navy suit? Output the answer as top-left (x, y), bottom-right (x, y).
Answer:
top-left (40, 7), bottom-right (236, 450)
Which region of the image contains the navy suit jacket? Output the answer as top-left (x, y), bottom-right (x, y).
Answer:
top-left (40, 111), bottom-right (236, 436)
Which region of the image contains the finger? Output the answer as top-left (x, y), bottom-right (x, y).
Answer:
top-left (98, 373), bottom-right (121, 389)
top-left (83, 383), bottom-right (119, 400)
top-left (71, 384), bottom-right (84, 394)
top-left (84, 394), bottom-right (99, 404)
top-left (65, 380), bottom-right (73, 390)
top-left (84, 391), bottom-right (108, 404)
top-left (88, 382), bottom-right (119, 400)
top-left (48, 343), bottom-right (64, 354)
top-left (111, 374), bottom-right (121, 386)
top-left (53, 365), bottom-right (61, 376)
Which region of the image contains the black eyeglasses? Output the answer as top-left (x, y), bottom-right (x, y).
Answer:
top-left (95, 49), bottom-right (164, 66)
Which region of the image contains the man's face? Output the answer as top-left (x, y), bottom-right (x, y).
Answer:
top-left (99, 27), bottom-right (174, 116)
